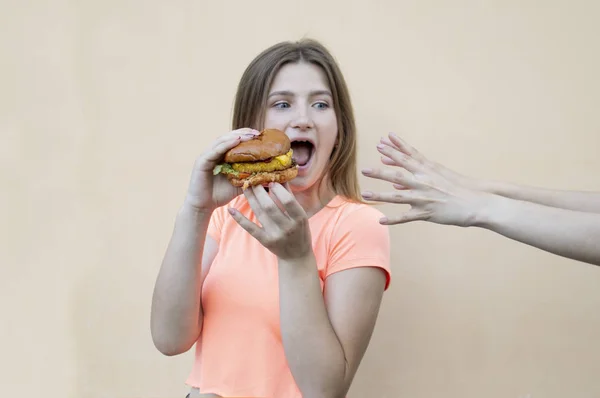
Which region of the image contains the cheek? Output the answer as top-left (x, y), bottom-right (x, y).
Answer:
top-left (315, 112), bottom-right (338, 149)
top-left (263, 109), bottom-right (288, 131)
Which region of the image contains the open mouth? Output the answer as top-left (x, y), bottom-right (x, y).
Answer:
top-left (290, 139), bottom-right (315, 169)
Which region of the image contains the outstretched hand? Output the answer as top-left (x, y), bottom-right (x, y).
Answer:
top-left (228, 183), bottom-right (314, 261)
top-left (361, 133), bottom-right (489, 227)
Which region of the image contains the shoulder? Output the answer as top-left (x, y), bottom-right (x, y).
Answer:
top-left (329, 198), bottom-right (389, 234)
top-left (324, 198), bottom-right (390, 247)
top-left (323, 198), bottom-right (392, 289)
top-left (341, 200), bottom-right (387, 220)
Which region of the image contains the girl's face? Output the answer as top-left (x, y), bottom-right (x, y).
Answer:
top-left (263, 62), bottom-right (338, 193)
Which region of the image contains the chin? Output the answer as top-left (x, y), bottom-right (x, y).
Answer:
top-left (288, 177), bottom-right (309, 192)
top-left (288, 166), bottom-right (326, 193)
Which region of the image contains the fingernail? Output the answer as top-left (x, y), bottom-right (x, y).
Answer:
top-left (228, 207), bottom-right (236, 215)
top-left (377, 143), bottom-right (385, 150)
top-left (380, 217), bottom-right (388, 224)
top-left (362, 168), bottom-right (372, 174)
top-left (390, 132), bottom-right (398, 138)
top-left (362, 191), bottom-right (373, 198)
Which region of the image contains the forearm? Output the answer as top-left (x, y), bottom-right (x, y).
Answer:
top-left (474, 193), bottom-right (600, 266)
top-left (278, 254), bottom-right (348, 398)
top-left (482, 180), bottom-right (600, 214)
top-left (150, 204), bottom-right (211, 355)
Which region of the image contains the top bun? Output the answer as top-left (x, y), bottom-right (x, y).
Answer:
top-left (224, 129), bottom-right (291, 163)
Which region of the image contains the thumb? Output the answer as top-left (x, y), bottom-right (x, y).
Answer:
top-left (379, 209), bottom-right (429, 225)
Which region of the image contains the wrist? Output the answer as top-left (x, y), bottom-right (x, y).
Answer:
top-left (467, 177), bottom-right (494, 194)
top-left (477, 178), bottom-right (511, 196)
top-left (278, 251), bottom-right (317, 272)
top-left (178, 200), bottom-right (213, 224)
top-left (470, 192), bottom-right (507, 229)
top-left (181, 196), bottom-right (215, 217)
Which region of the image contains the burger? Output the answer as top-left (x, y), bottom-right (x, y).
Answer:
top-left (212, 128), bottom-right (298, 190)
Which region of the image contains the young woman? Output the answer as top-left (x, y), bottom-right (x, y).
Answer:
top-left (151, 39), bottom-right (392, 398)
top-left (361, 132), bottom-right (600, 267)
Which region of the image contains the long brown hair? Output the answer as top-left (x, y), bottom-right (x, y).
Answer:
top-left (231, 38), bottom-right (363, 203)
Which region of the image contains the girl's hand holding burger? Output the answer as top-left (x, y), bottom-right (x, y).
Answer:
top-left (184, 128), bottom-right (260, 214)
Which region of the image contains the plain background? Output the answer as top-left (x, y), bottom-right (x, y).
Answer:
top-left (2, 0), bottom-right (600, 397)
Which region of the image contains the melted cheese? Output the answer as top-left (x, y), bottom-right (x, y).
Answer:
top-left (275, 149), bottom-right (293, 164)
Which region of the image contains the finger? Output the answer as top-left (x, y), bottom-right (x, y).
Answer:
top-left (380, 136), bottom-right (401, 151)
top-left (231, 128), bottom-right (261, 143)
top-left (203, 136), bottom-right (243, 163)
top-left (388, 133), bottom-right (428, 163)
top-left (253, 184), bottom-right (290, 221)
top-left (228, 207), bottom-right (266, 240)
top-left (219, 128), bottom-right (260, 143)
top-left (220, 130), bottom-right (260, 145)
top-left (381, 155), bottom-right (400, 167)
top-left (269, 183), bottom-right (306, 221)
top-left (204, 129), bottom-right (261, 164)
top-left (360, 190), bottom-right (420, 205)
top-left (376, 144), bottom-right (421, 173)
top-left (361, 167), bottom-right (419, 188)
top-left (210, 128), bottom-right (260, 149)
top-left (379, 209), bottom-right (430, 225)
top-left (247, 185), bottom-right (287, 228)
top-left (267, 184), bottom-right (288, 214)
top-left (388, 133), bottom-right (420, 156)
top-left (243, 187), bottom-right (268, 228)
top-left (237, 127), bottom-right (261, 135)
top-left (380, 134), bottom-right (419, 158)
top-left (238, 134), bottom-right (260, 142)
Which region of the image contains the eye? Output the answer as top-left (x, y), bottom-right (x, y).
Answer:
top-left (313, 101), bottom-right (329, 110)
top-left (273, 101), bottom-right (290, 109)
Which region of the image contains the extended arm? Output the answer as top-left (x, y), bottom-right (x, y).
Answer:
top-left (150, 204), bottom-right (218, 356)
top-left (474, 193), bottom-right (600, 266)
top-left (362, 132), bottom-right (600, 267)
top-left (150, 130), bottom-right (255, 356)
top-left (481, 180), bottom-right (600, 214)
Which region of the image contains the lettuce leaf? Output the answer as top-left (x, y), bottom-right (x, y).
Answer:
top-left (212, 164), bottom-right (223, 175)
top-left (212, 163), bottom-right (239, 177)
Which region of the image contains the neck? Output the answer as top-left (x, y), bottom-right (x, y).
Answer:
top-left (293, 178), bottom-right (336, 218)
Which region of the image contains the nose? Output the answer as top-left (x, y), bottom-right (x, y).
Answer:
top-left (291, 104), bottom-right (314, 131)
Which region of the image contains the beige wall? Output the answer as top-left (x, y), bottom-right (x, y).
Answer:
top-left (2, 1), bottom-right (600, 397)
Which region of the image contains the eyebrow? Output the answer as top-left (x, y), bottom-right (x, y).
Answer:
top-left (268, 90), bottom-right (333, 98)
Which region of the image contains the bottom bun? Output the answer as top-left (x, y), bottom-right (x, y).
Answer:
top-left (227, 166), bottom-right (299, 190)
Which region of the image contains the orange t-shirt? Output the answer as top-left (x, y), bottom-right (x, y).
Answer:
top-left (185, 195), bottom-right (392, 397)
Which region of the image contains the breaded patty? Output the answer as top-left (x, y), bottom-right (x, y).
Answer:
top-left (231, 150), bottom-right (293, 173)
